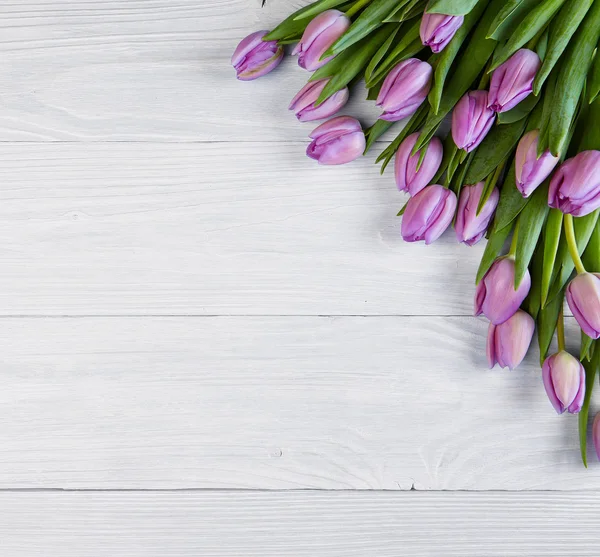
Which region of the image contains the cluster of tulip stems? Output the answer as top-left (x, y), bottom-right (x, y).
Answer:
top-left (233, 0), bottom-right (600, 465)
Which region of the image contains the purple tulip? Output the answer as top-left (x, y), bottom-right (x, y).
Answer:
top-left (420, 12), bottom-right (464, 53)
top-left (593, 413), bottom-right (600, 461)
top-left (401, 185), bottom-right (457, 244)
top-left (307, 116), bottom-right (365, 165)
top-left (515, 130), bottom-right (560, 198)
top-left (487, 310), bottom-right (535, 370)
top-left (452, 90), bottom-right (495, 153)
top-left (232, 31), bottom-right (284, 81)
top-left (475, 257), bottom-right (531, 325)
top-left (292, 10), bottom-right (350, 71)
top-left (548, 151), bottom-right (600, 217)
top-left (488, 49), bottom-right (541, 113)
top-left (542, 351), bottom-right (585, 414)
top-left (455, 182), bottom-right (499, 246)
top-left (566, 273), bottom-right (600, 339)
top-left (394, 134), bottom-right (443, 196)
top-left (289, 79), bottom-right (349, 122)
top-left (376, 59), bottom-right (433, 122)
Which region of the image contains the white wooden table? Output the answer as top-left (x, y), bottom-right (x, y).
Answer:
top-left (1, 1), bottom-right (599, 554)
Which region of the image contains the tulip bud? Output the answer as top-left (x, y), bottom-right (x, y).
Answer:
top-left (452, 90), bottom-right (495, 153)
top-left (394, 134), bottom-right (443, 196)
top-left (232, 31), bottom-right (284, 81)
top-left (401, 185), bottom-right (457, 244)
top-left (566, 273), bottom-right (600, 339)
top-left (475, 257), bottom-right (531, 325)
top-left (306, 116), bottom-right (366, 165)
top-left (292, 10), bottom-right (350, 71)
top-left (514, 130), bottom-right (560, 198)
top-left (488, 49), bottom-right (540, 113)
top-left (593, 413), bottom-right (600, 462)
top-left (542, 351), bottom-right (585, 414)
top-left (455, 182), bottom-right (499, 246)
top-left (376, 59), bottom-right (433, 122)
top-left (289, 79), bottom-right (349, 122)
top-left (548, 151), bottom-right (600, 217)
top-left (487, 310), bottom-right (535, 370)
top-left (420, 12), bottom-right (464, 53)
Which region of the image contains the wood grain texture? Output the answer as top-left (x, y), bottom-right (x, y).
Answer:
top-left (0, 143), bottom-right (486, 316)
top-left (0, 0), bottom-right (394, 142)
top-left (0, 491), bottom-right (599, 556)
top-left (0, 315), bottom-right (596, 490)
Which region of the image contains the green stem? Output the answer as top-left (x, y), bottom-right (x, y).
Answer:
top-left (564, 214), bottom-right (586, 274)
top-left (557, 304), bottom-right (566, 352)
top-left (345, 0), bottom-right (372, 17)
top-left (509, 219), bottom-right (520, 258)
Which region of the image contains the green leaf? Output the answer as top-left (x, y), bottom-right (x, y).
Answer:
top-left (581, 333), bottom-right (594, 362)
top-left (547, 0), bottom-right (600, 156)
top-left (464, 120), bottom-right (526, 185)
top-left (579, 346), bottom-right (599, 467)
top-left (294, 0), bottom-right (354, 20)
top-left (492, 161), bottom-right (530, 231)
top-left (533, 0), bottom-right (594, 95)
top-left (537, 289), bottom-right (564, 365)
top-left (397, 201), bottom-right (409, 216)
top-left (328, 0), bottom-right (408, 55)
top-left (588, 51), bottom-right (600, 105)
top-left (497, 93), bottom-right (539, 125)
top-left (364, 119), bottom-right (394, 153)
top-left (384, 0), bottom-right (425, 21)
top-left (541, 209), bottom-right (563, 308)
top-left (577, 96), bottom-right (600, 151)
top-left (433, 133), bottom-right (459, 184)
top-left (489, 0), bottom-right (569, 72)
top-left (515, 184), bottom-right (550, 288)
top-left (426, 0), bottom-right (480, 16)
top-left (427, 1), bottom-right (487, 114)
top-left (526, 241), bottom-right (544, 319)
top-left (313, 24), bottom-right (398, 103)
top-left (582, 221), bottom-right (600, 272)
top-left (415, 0), bottom-right (504, 151)
top-left (364, 24), bottom-right (402, 84)
top-left (476, 223), bottom-right (513, 284)
top-left (486, 0), bottom-right (539, 42)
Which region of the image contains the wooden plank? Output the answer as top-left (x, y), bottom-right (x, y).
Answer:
top-left (0, 315), bottom-right (595, 490)
top-left (0, 0), bottom-right (392, 142)
top-left (0, 491), bottom-right (598, 556)
top-left (0, 143), bottom-right (484, 316)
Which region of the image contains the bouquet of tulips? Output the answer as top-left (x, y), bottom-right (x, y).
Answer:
top-left (232, 0), bottom-right (600, 465)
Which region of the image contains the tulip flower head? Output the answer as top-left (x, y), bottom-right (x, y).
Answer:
top-left (289, 79), bottom-right (349, 122)
top-left (394, 134), bottom-right (443, 196)
top-left (566, 272), bottom-right (600, 339)
top-left (488, 49), bottom-right (541, 113)
top-left (487, 310), bottom-right (535, 370)
top-left (452, 90), bottom-right (495, 153)
top-left (292, 10), bottom-right (350, 71)
top-left (232, 31), bottom-right (284, 81)
top-left (475, 257), bottom-right (531, 325)
top-left (515, 130), bottom-right (560, 198)
top-left (306, 116), bottom-right (366, 165)
top-left (542, 351), bottom-right (585, 414)
top-left (401, 185), bottom-right (457, 244)
top-left (420, 12), bottom-right (464, 53)
top-left (455, 182), bottom-right (499, 246)
top-left (548, 151), bottom-right (600, 217)
top-left (376, 59), bottom-right (433, 122)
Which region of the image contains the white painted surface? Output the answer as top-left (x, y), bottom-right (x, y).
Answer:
top-left (0, 0), bottom-right (597, 554)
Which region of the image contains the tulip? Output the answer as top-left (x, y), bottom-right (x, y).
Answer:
top-left (289, 79), bottom-right (349, 122)
top-left (593, 413), bottom-right (600, 462)
top-left (394, 134), bottom-right (443, 196)
top-left (455, 182), bottom-right (499, 246)
top-left (376, 59), bottom-right (433, 122)
top-left (420, 12), bottom-right (464, 53)
top-left (487, 310), bottom-right (535, 370)
top-left (475, 257), bottom-right (531, 325)
top-left (548, 151), bottom-right (600, 217)
top-left (488, 49), bottom-right (540, 113)
top-left (452, 90), bottom-right (495, 153)
top-left (306, 116), bottom-right (366, 165)
top-left (566, 273), bottom-right (600, 339)
top-left (292, 10), bottom-right (350, 71)
top-left (542, 351), bottom-right (585, 414)
top-left (401, 185), bottom-right (457, 244)
top-left (232, 31), bottom-right (284, 81)
top-left (514, 130), bottom-right (560, 198)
